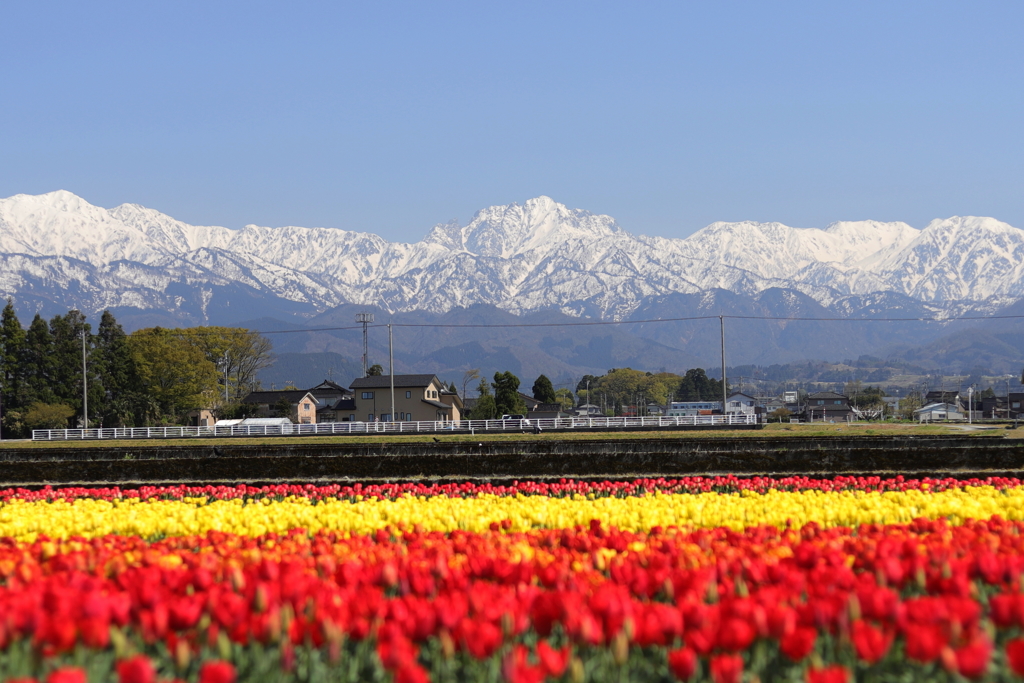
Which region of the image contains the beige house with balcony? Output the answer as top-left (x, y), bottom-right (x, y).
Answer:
top-left (349, 374), bottom-right (463, 422)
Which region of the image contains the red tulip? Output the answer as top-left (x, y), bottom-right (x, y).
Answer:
top-left (780, 626), bottom-right (817, 662)
top-left (116, 655), bottom-right (156, 683)
top-left (850, 620), bottom-right (892, 664)
top-left (536, 640), bottom-right (570, 677)
top-left (667, 647), bottom-right (697, 681)
top-left (806, 665), bottom-right (848, 683)
top-left (716, 617), bottom-right (756, 652)
top-left (1007, 638), bottom-right (1024, 676)
top-left (394, 663), bottom-right (431, 683)
top-left (47, 669), bottom-right (87, 683)
top-left (904, 624), bottom-right (947, 663)
top-left (952, 634), bottom-right (992, 679)
top-left (198, 661), bottom-right (236, 683)
top-left (709, 653), bottom-right (743, 683)
top-left (462, 619), bottom-right (503, 659)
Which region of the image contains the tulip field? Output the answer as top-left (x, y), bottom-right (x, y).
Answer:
top-left (9, 477), bottom-right (1024, 682)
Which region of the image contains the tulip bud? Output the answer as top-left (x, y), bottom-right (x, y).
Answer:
top-left (501, 611), bottom-right (515, 637)
top-left (217, 630), bottom-right (232, 661)
top-left (623, 618), bottom-right (635, 641)
top-left (848, 593), bottom-right (862, 622)
top-left (940, 645), bottom-right (957, 672)
top-left (109, 627), bottom-right (129, 659)
top-left (282, 642), bottom-right (295, 672)
top-left (570, 657), bottom-right (585, 683)
top-left (706, 580), bottom-right (719, 604)
top-left (230, 567), bottom-right (246, 592)
top-left (175, 638), bottom-right (191, 671)
top-left (612, 631), bottom-right (629, 665)
top-left (735, 577), bottom-right (748, 598)
top-left (439, 629), bottom-right (455, 659)
top-left (381, 562), bottom-right (399, 588)
top-left (255, 584), bottom-right (269, 613)
top-left (662, 578), bottom-right (675, 601)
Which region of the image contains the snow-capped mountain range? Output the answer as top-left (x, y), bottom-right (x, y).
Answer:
top-left (1, 190), bottom-right (1023, 325)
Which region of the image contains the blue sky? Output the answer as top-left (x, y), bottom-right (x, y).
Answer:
top-left (2, 1), bottom-right (1022, 241)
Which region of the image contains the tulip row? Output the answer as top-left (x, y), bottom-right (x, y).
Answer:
top-left (2, 483), bottom-right (1024, 541)
top-left (4, 478), bottom-right (1024, 682)
top-left (3, 475), bottom-right (1020, 503)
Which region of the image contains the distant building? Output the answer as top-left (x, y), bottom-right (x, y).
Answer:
top-left (667, 401), bottom-right (721, 416)
top-left (914, 402), bottom-right (965, 422)
top-left (574, 403), bottom-right (602, 417)
top-left (350, 374), bottom-right (463, 422)
top-left (725, 392), bottom-right (757, 416)
top-left (528, 403), bottom-right (571, 419)
top-left (800, 391), bottom-right (853, 422)
top-left (240, 389), bottom-right (319, 424)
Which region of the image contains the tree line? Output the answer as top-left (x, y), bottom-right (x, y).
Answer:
top-left (0, 301), bottom-right (272, 435)
top-left (461, 367), bottom-right (727, 419)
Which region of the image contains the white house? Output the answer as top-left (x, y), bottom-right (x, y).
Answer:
top-left (914, 402), bottom-right (965, 423)
top-left (725, 392), bottom-right (757, 416)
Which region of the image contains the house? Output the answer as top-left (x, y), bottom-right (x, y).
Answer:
top-left (574, 403), bottom-right (602, 417)
top-left (725, 392), bottom-right (757, 416)
top-left (980, 393), bottom-right (1024, 419)
top-left (800, 391), bottom-right (854, 422)
top-left (316, 396), bottom-right (358, 423)
top-left (519, 393), bottom-right (543, 412)
top-left (350, 374), bottom-right (463, 422)
top-left (186, 408), bottom-right (216, 427)
top-left (924, 391), bottom-right (964, 410)
top-left (308, 379), bottom-right (353, 404)
top-left (527, 403), bottom-right (571, 419)
top-left (239, 389), bottom-right (319, 424)
top-left (667, 401), bottom-right (722, 416)
top-left (914, 402), bottom-right (965, 422)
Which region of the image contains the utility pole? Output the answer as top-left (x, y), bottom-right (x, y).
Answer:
top-left (388, 323), bottom-right (395, 423)
top-left (356, 312), bottom-right (374, 377)
top-left (81, 329), bottom-right (88, 429)
top-left (222, 352), bottom-right (229, 403)
top-left (720, 316), bottom-right (727, 415)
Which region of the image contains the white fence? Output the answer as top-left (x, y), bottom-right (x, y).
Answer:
top-left (32, 414), bottom-right (759, 441)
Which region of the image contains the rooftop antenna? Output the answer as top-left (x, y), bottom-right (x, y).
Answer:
top-left (356, 312), bottom-right (374, 377)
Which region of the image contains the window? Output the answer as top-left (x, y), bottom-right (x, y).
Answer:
top-left (817, 400), bottom-right (824, 405)
top-left (303, 403), bottom-right (310, 411)
top-left (361, 392), bottom-right (374, 399)
top-left (834, 401), bottom-right (842, 405)
top-left (432, 390), bottom-right (438, 398)
top-left (349, 414), bottom-right (355, 421)
top-left (406, 391), bottom-right (411, 399)
top-left (368, 414), bottom-right (374, 421)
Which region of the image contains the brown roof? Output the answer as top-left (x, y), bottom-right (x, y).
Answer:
top-left (350, 374), bottom-right (440, 389)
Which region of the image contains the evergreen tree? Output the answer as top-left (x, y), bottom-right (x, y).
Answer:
top-left (94, 310), bottom-right (141, 426)
top-left (21, 313), bottom-right (55, 406)
top-left (0, 299), bottom-right (25, 410)
top-left (493, 371), bottom-right (526, 416)
top-left (676, 368), bottom-right (724, 402)
top-left (470, 378), bottom-right (497, 419)
top-left (49, 311), bottom-right (102, 426)
top-left (532, 374), bottom-right (557, 404)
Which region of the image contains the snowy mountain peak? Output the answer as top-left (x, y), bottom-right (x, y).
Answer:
top-left (0, 190), bottom-right (1022, 324)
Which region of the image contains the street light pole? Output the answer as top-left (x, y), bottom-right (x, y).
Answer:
top-left (388, 323), bottom-right (395, 423)
top-left (81, 329), bottom-right (88, 430)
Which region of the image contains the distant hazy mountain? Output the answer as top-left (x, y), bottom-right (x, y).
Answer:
top-left (3, 190), bottom-right (1024, 376)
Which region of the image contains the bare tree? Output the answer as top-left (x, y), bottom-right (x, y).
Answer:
top-left (461, 368), bottom-right (480, 398)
